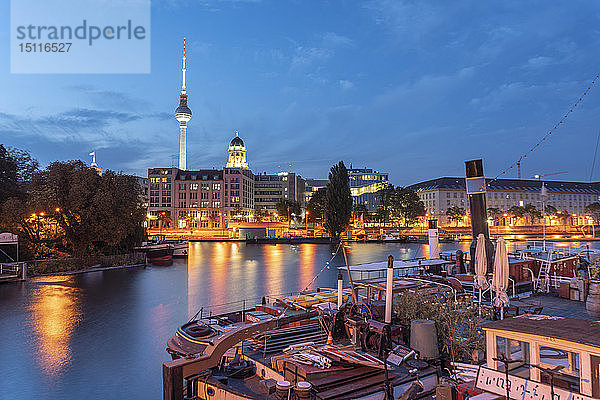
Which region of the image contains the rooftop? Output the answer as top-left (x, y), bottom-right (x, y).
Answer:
top-left (176, 170), bottom-right (223, 181)
top-left (408, 177), bottom-right (600, 193)
top-left (484, 313), bottom-right (600, 349)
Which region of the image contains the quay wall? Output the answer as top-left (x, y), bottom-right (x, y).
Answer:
top-left (27, 252), bottom-right (146, 276)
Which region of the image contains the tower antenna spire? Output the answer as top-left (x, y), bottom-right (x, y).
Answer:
top-left (175, 36), bottom-right (192, 171)
top-left (181, 37), bottom-right (187, 95)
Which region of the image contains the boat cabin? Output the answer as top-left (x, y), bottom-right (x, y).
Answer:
top-left (479, 314), bottom-right (600, 399)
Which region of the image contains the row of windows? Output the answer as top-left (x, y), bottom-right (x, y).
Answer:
top-left (149, 177), bottom-right (171, 183)
top-left (179, 192), bottom-right (220, 200)
top-left (178, 183), bottom-right (221, 191)
top-left (176, 201), bottom-right (222, 208)
top-left (178, 210), bottom-right (220, 218)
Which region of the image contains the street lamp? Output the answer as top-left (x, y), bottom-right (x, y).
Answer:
top-left (305, 210), bottom-right (309, 237)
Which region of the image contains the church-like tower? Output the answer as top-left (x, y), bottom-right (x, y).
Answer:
top-left (175, 38), bottom-right (192, 170)
top-left (226, 131), bottom-right (248, 169)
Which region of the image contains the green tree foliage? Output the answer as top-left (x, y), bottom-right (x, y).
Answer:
top-left (307, 188), bottom-right (327, 223)
top-left (352, 203), bottom-right (369, 223)
top-left (395, 292), bottom-right (486, 363)
top-left (446, 206), bottom-right (467, 226)
top-left (30, 161), bottom-right (145, 256)
top-left (253, 206), bottom-right (269, 221)
top-left (487, 207), bottom-right (502, 224)
top-left (523, 203), bottom-right (541, 224)
top-left (545, 205), bottom-right (557, 216)
top-left (585, 202), bottom-right (600, 223)
top-left (0, 144), bottom-right (38, 201)
top-left (376, 185), bottom-right (396, 223)
top-left (507, 205), bottom-right (526, 224)
top-left (230, 205), bottom-right (246, 222)
top-left (1, 157), bottom-right (145, 258)
top-left (324, 161), bottom-right (352, 239)
top-left (376, 186), bottom-right (425, 225)
top-left (275, 199), bottom-right (301, 221)
top-left (391, 187), bottom-right (426, 225)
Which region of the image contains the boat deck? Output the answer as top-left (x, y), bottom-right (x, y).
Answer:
top-left (519, 294), bottom-right (596, 320)
top-left (229, 345), bottom-right (439, 400)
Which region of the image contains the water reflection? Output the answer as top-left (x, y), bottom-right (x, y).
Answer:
top-left (29, 276), bottom-right (82, 377)
top-left (263, 245), bottom-right (284, 295)
top-left (3, 241), bottom-right (599, 400)
top-left (299, 244), bottom-right (317, 290)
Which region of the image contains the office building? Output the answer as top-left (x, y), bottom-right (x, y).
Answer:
top-left (348, 168), bottom-right (389, 211)
top-left (408, 177), bottom-right (600, 225)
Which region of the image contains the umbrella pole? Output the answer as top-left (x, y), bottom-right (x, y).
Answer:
top-left (500, 306), bottom-right (504, 320)
top-left (478, 288), bottom-right (482, 318)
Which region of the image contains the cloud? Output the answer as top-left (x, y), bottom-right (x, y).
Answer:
top-left (322, 32), bottom-right (353, 48)
top-left (66, 85), bottom-right (152, 112)
top-left (523, 56), bottom-right (554, 69)
top-left (339, 80), bottom-right (354, 90)
top-left (290, 47), bottom-right (333, 71)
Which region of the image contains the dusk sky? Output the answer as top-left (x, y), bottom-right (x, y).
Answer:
top-left (2, 0), bottom-right (600, 186)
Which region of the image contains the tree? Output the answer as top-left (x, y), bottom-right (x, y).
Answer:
top-left (353, 204), bottom-right (369, 224)
top-left (523, 203), bottom-right (541, 225)
top-left (507, 205), bottom-right (526, 225)
top-left (275, 199), bottom-right (301, 221)
top-left (391, 187), bottom-right (426, 226)
top-left (27, 161), bottom-right (145, 256)
top-left (487, 207), bottom-right (502, 225)
top-left (585, 202), bottom-right (600, 224)
top-left (446, 206), bottom-right (466, 226)
top-left (0, 144), bottom-right (38, 201)
top-left (376, 185), bottom-right (396, 223)
top-left (324, 161), bottom-right (352, 240)
top-left (230, 205), bottom-right (246, 222)
top-left (307, 188), bottom-right (327, 223)
top-left (254, 206), bottom-right (269, 222)
top-left (158, 211), bottom-right (171, 229)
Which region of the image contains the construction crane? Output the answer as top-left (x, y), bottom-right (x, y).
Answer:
top-left (531, 171), bottom-right (568, 180)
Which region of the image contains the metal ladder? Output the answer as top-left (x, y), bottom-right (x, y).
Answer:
top-left (535, 252), bottom-right (552, 293)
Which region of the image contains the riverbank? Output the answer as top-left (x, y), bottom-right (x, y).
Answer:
top-left (32, 262), bottom-right (147, 277)
top-left (26, 252), bottom-right (146, 277)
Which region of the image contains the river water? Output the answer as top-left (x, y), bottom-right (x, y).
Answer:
top-left (0, 241), bottom-right (594, 399)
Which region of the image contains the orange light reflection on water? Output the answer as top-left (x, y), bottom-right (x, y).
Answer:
top-left (299, 244), bottom-right (316, 290)
top-left (263, 245), bottom-right (284, 295)
top-left (29, 276), bottom-right (82, 377)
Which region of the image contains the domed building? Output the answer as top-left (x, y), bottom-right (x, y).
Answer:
top-left (226, 131), bottom-right (248, 169)
top-left (223, 131), bottom-right (254, 221)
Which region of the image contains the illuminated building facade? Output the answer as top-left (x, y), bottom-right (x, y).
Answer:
top-left (408, 177), bottom-right (600, 225)
top-left (225, 132), bottom-right (248, 169)
top-left (348, 168), bottom-right (389, 211)
top-left (223, 133), bottom-right (254, 219)
top-left (304, 179), bottom-right (328, 205)
top-left (254, 172), bottom-right (305, 211)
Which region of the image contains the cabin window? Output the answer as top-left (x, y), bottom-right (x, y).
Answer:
top-left (495, 336), bottom-right (530, 379)
top-left (538, 345), bottom-right (580, 393)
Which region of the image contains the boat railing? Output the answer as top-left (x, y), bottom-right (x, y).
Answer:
top-left (512, 240), bottom-right (587, 259)
top-left (190, 288), bottom-right (340, 322)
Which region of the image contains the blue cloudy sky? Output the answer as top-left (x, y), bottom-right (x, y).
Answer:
top-left (2, 0), bottom-right (600, 185)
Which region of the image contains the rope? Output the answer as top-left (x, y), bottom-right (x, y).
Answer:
top-left (490, 73), bottom-right (600, 183)
top-left (278, 242), bottom-right (343, 318)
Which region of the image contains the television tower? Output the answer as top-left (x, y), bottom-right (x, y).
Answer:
top-left (175, 37), bottom-right (192, 170)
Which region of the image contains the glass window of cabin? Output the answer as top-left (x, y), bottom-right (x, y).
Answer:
top-left (495, 336), bottom-right (530, 379)
top-left (538, 346), bottom-right (580, 393)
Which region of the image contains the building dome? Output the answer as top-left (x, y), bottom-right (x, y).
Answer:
top-left (175, 104), bottom-right (192, 116)
top-left (175, 94), bottom-right (192, 117)
top-left (230, 136), bottom-right (244, 147)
